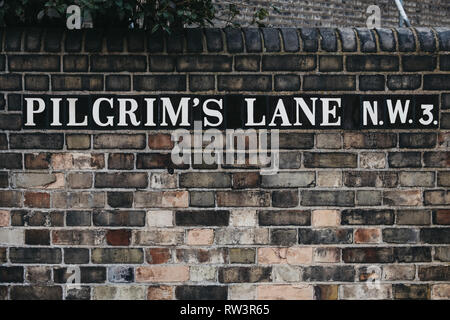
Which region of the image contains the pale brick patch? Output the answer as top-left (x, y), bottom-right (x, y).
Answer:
top-left (186, 229), bottom-right (214, 245)
top-left (0, 210), bottom-right (9, 227)
top-left (229, 285), bottom-right (257, 300)
top-left (312, 210), bottom-right (340, 227)
top-left (317, 171), bottom-right (342, 187)
top-left (147, 210), bottom-right (173, 227)
top-left (257, 285), bottom-right (313, 300)
top-left (229, 209), bottom-right (257, 226)
top-left (0, 229), bottom-right (25, 245)
top-left (92, 286), bottom-right (147, 300)
top-left (432, 284), bottom-right (450, 300)
top-left (136, 265), bottom-right (190, 282)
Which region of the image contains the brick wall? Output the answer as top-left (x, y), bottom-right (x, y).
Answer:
top-left (0, 27), bottom-right (449, 300)
top-left (213, 0), bottom-right (450, 28)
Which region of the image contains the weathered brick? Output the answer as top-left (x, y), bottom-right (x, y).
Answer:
top-left (311, 210), bottom-right (340, 227)
top-left (393, 284), bottom-right (430, 300)
top-left (395, 247), bottom-right (432, 263)
top-left (303, 266), bottom-right (355, 282)
top-left (134, 229), bottom-right (184, 246)
top-left (10, 134), bottom-right (64, 150)
top-left (52, 230), bottom-right (105, 245)
top-left (319, 55), bottom-right (342, 72)
top-left (52, 75), bottom-right (103, 91)
top-left (134, 75), bottom-right (186, 91)
top-left (235, 55), bottom-right (260, 71)
top-left (93, 210), bottom-right (145, 227)
top-left (303, 75), bottom-right (355, 91)
top-left (424, 152), bottom-right (450, 167)
top-left (387, 75), bottom-right (421, 90)
top-left (107, 192), bottom-right (133, 208)
top-left (0, 153), bottom-right (23, 169)
top-left (347, 55), bottom-right (399, 71)
top-left (219, 267), bottom-right (271, 283)
top-left (301, 191), bottom-right (354, 207)
top-left (396, 210), bottom-right (431, 225)
top-left (261, 172), bottom-right (314, 188)
top-left (176, 286), bottom-right (227, 300)
top-left (299, 229), bottom-right (352, 244)
top-left (304, 153), bottom-right (357, 168)
top-left (95, 172), bottom-right (148, 189)
top-left (10, 248), bottom-right (61, 264)
top-left (0, 113), bottom-right (22, 130)
top-left (186, 229), bottom-right (214, 246)
top-left (388, 152), bottom-right (422, 168)
top-left (25, 229), bottom-right (50, 245)
top-left (136, 265), bottom-right (189, 282)
top-left (177, 55), bottom-right (231, 71)
top-left (341, 209), bottom-right (394, 225)
top-left (420, 228), bottom-right (450, 244)
top-left (92, 248), bottom-right (143, 264)
top-left (9, 55), bottom-right (60, 71)
top-left (218, 75), bottom-right (271, 91)
top-left (342, 248), bottom-right (394, 263)
top-left (262, 55), bottom-right (315, 71)
top-left (359, 75), bottom-right (385, 91)
top-left (91, 55), bottom-right (146, 72)
top-left (424, 190), bottom-right (450, 205)
top-left (94, 134), bottom-right (146, 149)
top-left (418, 266), bottom-right (450, 281)
top-left (180, 172), bottom-right (231, 188)
top-left (217, 191), bottom-right (270, 207)
top-left (175, 210), bottom-right (229, 227)
top-left (402, 55), bottom-right (436, 71)
top-left (64, 248), bottom-right (89, 264)
top-left (134, 191), bottom-right (189, 208)
top-left (10, 286), bottom-right (62, 300)
top-left (344, 171), bottom-right (398, 188)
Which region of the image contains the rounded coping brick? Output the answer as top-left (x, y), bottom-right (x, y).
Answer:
top-left (2, 27), bottom-right (447, 54)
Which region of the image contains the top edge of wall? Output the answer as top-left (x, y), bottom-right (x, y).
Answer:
top-left (0, 27), bottom-right (449, 53)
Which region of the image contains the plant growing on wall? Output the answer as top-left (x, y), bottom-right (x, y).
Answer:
top-left (0, 0), bottom-right (277, 32)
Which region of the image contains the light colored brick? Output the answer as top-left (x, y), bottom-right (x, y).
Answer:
top-left (272, 265), bottom-right (302, 282)
top-left (147, 286), bottom-right (173, 300)
top-left (133, 229), bottom-right (184, 245)
top-left (258, 247), bottom-right (312, 265)
top-left (360, 152), bottom-right (386, 169)
top-left (316, 133), bottom-right (341, 149)
top-left (135, 191), bottom-right (189, 208)
top-left (432, 284), bottom-right (450, 300)
top-left (215, 228), bottom-right (269, 245)
top-left (0, 210), bottom-right (9, 227)
top-left (190, 266), bottom-right (216, 282)
top-left (186, 229), bottom-right (214, 245)
top-left (340, 284), bottom-right (392, 300)
top-left (93, 286), bottom-right (146, 300)
top-left (311, 210), bottom-right (340, 227)
top-left (136, 265), bottom-right (189, 282)
top-left (147, 210), bottom-right (173, 227)
top-left (317, 171), bottom-right (342, 187)
top-left (229, 209), bottom-right (257, 227)
top-left (0, 229), bottom-right (24, 245)
top-left (229, 285), bottom-right (256, 300)
top-left (13, 173), bottom-right (64, 189)
top-left (257, 285), bottom-right (313, 300)
top-left (51, 153), bottom-right (73, 170)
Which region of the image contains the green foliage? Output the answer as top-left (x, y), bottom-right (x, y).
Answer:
top-left (0, 0), bottom-right (278, 32)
